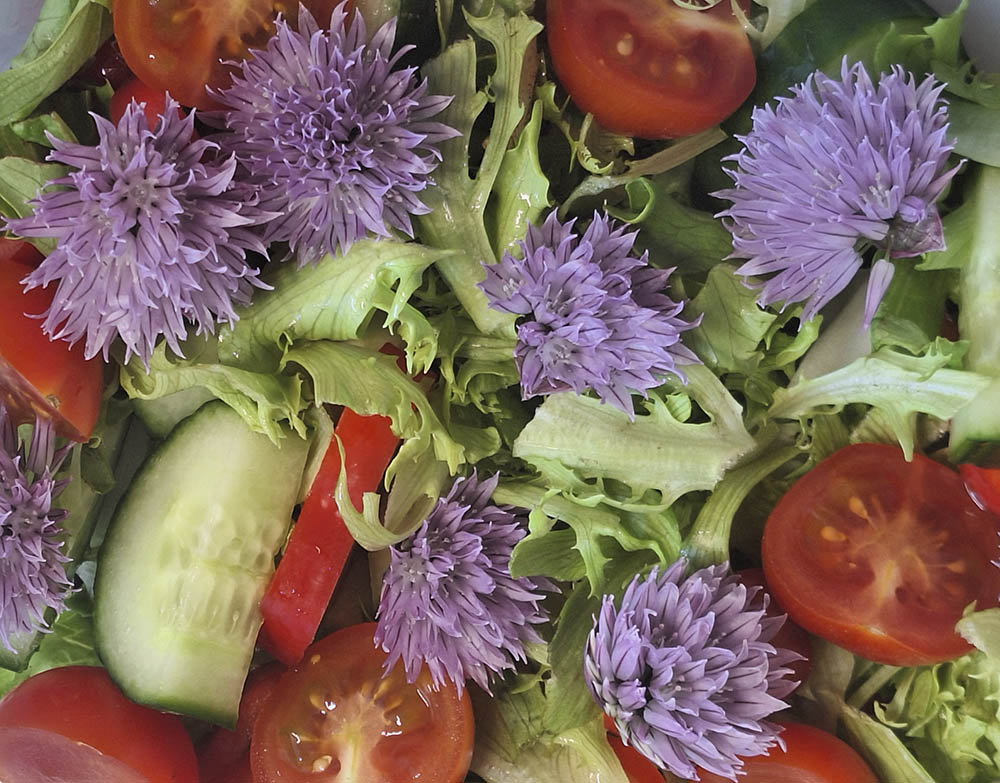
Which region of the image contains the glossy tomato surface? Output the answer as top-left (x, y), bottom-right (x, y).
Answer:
top-left (0, 666), bottom-right (199, 783)
top-left (696, 722), bottom-right (878, 783)
top-left (0, 255), bottom-right (102, 440)
top-left (762, 443), bottom-right (1000, 666)
top-left (251, 622), bottom-right (474, 783)
top-left (545, 0), bottom-right (756, 138)
top-left (113, 0), bottom-right (353, 110)
top-left (739, 567), bottom-right (813, 685)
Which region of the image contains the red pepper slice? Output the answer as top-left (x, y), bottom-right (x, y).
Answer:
top-left (256, 410), bottom-right (399, 665)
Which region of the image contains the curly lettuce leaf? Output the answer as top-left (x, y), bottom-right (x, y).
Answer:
top-left (219, 240), bottom-right (448, 375)
top-left (120, 338), bottom-right (306, 443)
top-left (513, 364), bottom-right (756, 506)
top-left (470, 683), bottom-right (630, 783)
top-left (768, 342), bottom-right (991, 458)
top-left (282, 341), bottom-right (469, 548)
top-left (416, 2), bottom-right (542, 335)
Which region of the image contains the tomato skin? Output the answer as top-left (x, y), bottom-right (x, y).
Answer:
top-left (199, 662), bottom-right (284, 783)
top-left (251, 623), bottom-right (475, 783)
top-left (0, 666), bottom-right (199, 783)
top-left (113, 0), bottom-right (354, 110)
top-left (0, 256), bottom-right (103, 441)
top-left (110, 77), bottom-right (179, 127)
top-left (545, 0), bottom-right (756, 138)
top-left (762, 443), bottom-right (1000, 666)
top-left (257, 411), bottom-right (399, 666)
top-left (738, 568), bottom-right (813, 685)
top-left (959, 463), bottom-right (1000, 515)
top-left (696, 722), bottom-right (878, 783)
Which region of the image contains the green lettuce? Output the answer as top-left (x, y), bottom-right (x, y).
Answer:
top-left (768, 341), bottom-right (991, 458)
top-left (416, 2), bottom-right (543, 335)
top-left (0, 0), bottom-right (111, 125)
top-left (219, 239), bottom-right (449, 375)
top-left (120, 337), bottom-right (307, 444)
top-left (283, 341), bottom-right (470, 548)
top-left (469, 682), bottom-right (630, 783)
top-left (513, 364), bottom-right (756, 507)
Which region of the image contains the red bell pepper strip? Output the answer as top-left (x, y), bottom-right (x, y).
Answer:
top-left (257, 409), bottom-right (400, 665)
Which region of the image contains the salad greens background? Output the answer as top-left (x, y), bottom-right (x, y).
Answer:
top-left (4, 0), bottom-right (1000, 781)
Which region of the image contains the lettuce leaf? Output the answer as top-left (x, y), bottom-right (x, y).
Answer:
top-left (0, 0), bottom-right (110, 124)
top-left (282, 341), bottom-right (468, 548)
top-left (469, 682), bottom-right (630, 783)
top-left (416, 2), bottom-right (543, 335)
top-left (513, 364), bottom-right (756, 507)
top-left (120, 338), bottom-right (306, 444)
top-left (768, 342), bottom-right (991, 458)
top-left (219, 239), bottom-right (449, 375)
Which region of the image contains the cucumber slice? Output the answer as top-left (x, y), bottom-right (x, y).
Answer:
top-left (132, 386), bottom-right (216, 439)
top-left (94, 402), bottom-right (308, 726)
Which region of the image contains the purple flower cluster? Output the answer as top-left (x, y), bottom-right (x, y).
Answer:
top-left (480, 211), bottom-right (700, 416)
top-left (6, 101), bottom-right (270, 366)
top-left (6, 2), bottom-right (455, 364)
top-left (216, 4), bottom-right (457, 266)
top-left (716, 59), bottom-right (960, 325)
top-left (0, 406), bottom-right (72, 651)
top-left (585, 559), bottom-right (798, 781)
top-left (374, 472), bottom-right (552, 693)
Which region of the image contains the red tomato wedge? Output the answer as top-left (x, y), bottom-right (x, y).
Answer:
top-left (199, 662), bottom-right (285, 783)
top-left (113, 0), bottom-right (353, 110)
top-left (696, 722), bottom-right (878, 783)
top-left (251, 623), bottom-right (475, 783)
top-left (0, 666), bottom-right (199, 783)
top-left (960, 463), bottom-right (1000, 515)
top-left (257, 409), bottom-right (399, 665)
top-left (762, 443), bottom-right (1000, 666)
top-left (545, 0), bottom-right (756, 138)
top-left (739, 567), bottom-right (813, 685)
top-left (109, 77), bottom-right (186, 128)
top-left (0, 255), bottom-right (103, 441)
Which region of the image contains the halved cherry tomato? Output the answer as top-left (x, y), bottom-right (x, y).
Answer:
top-left (739, 567), bottom-right (813, 685)
top-left (602, 715), bottom-right (665, 782)
top-left (762, 443), bottom-right (1000, 666)
top-left (695, 722), bottom-right (878, 783)
top-left (112, 0), bottom-right (353, 110)
top-left (0, 666), bottom-right (199, 783)
top-left (257, 409), bottom-right (399, 666)
top-left (959, 463), bottom-right (1000, 515)
top-left (0, 255), bottom-right (103, 440)
top-left (545, 0), bottom-right (756, 138)
top-left (109, 77), bottom-right (180, 127)
top-left (199, 662), bottom-right (285, 783)
top-left (251, 622), bottom-right (474, 783)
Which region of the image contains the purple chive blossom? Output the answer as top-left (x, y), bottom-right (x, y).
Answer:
top-left (5, 100), bottom-right (271, 366)
top-left (374, 471), bottom-right (553, 693)
top-left (0, 406), bottom-right (73, 652)
top-left (480, 210), bottom-right (700, 417)
top-left (215, 3), bottom-right (458, 266)
top-left (585, 559), bottom-right (799, 782)
top-left (715, 58), bottom-right (960, 326)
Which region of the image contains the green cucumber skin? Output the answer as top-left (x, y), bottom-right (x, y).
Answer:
top-left (94, 402), bottom-right (308, 726)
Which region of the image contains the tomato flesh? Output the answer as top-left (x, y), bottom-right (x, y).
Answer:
top-left (545, 0), bottom-right (756, 138)
top-left (113, 0), bottom-right (353, 110)
top-left (0, 256), bottom-right (103, 441)
top-left (696, 722), bottom-right (878, 783)
top-left (0, 666), bottom-right (199, 783)
top-left (251, 623), bottom-right (474, 783)
top-left (763, 443), bottom-right (1000, 666)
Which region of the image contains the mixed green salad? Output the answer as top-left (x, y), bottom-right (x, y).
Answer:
top-left (3, 0), bottom-right (1000, 781)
